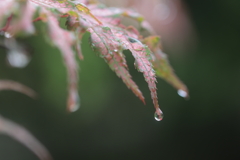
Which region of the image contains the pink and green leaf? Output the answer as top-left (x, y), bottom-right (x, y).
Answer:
top-left (143, 36), bottom-right (189, 98)
top-left (0, 0), bottom-right (188, 119)
top-left (90, 26), bottom-right (145, 104)
top-left (45, 10), bottom-right (80, 112)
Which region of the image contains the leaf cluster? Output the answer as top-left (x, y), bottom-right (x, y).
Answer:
top-left (0, 0), bottom-right (188, 120)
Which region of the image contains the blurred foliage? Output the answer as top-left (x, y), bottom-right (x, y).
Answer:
top-left (0, 0), bottom-right (240, 159)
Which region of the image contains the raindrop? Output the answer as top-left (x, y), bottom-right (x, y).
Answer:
top-left (127, 37), bottom-right (144, 51)
top-left (128, 37), bottom-right (139, 43)
top-left (68, 92), bottom-right (80, 112)
top-left (177, 89), bottom-right (188, 98)
top-left (102, 26), bottom-right (111, 32)
top-left (7, 50), bottom-right (30, 68)
top-left (4, 32), bottom-right (12, 38)
top-left (69, 104), bottom-right (79, 112)
top-left (114, 49), bottom-right (118, 52)
top-left (154, 108), bottom-right (164, 121)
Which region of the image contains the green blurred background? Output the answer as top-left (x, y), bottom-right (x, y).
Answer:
top-left (0, 0), bottom-right (240, 159)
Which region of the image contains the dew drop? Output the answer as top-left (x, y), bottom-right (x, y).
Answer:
top-left (177, 89), bottom-right (188, 98)
top-left (68, 92), bottom-right (80, 112)
top-left (7, 50), bottom-right (30, 68)
top-left (154, 108), bottom-right (164, 121)
top-left (69, 104), bottom-right (79, 112)
top-left (114, 49), bottom-right (118, 52)
top-left (128, 37), bottom-right (140, 43)
top-left (4, 32), bottom-right (12, 38)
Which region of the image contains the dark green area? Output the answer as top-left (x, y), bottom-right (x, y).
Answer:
top-left (0, 0), bottom-right (240, 159)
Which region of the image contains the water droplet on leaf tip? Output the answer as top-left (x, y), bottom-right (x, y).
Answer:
top-left (177, 89), bottom-right (188, 98)
top-left (7, 50), bottom-right (30, 68)
top-left (4, 32), bottom-right (12, 38)
top-left (69, 104), bottom-right (80, 112)
top-left (154, 109), bottom-right (163, 121)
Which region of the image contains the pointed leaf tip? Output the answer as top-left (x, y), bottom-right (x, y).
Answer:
top-left (126, 37), bottom-right (161, 113)
top-left (67, 90), bottom-right (80, 112)
top-left (89, 26), bottom-right (146, 104)
top-left (143, 36), bottom-right (189, 99)
top-left (45, 12), bottom-right (80, 112)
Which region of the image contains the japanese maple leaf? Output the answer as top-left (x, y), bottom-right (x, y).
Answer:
top-left (0, 0), bottom-right (188, 121)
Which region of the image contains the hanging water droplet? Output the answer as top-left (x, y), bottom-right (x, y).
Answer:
top-left (69, 104), bottom-right (80, 112)
top-left (114, 49), bottom-right (118, 52)
top-left (4, 32), bottom-right (12, 38)
top-left (154, 108), bottom-right (164, 121)
top-left (68, 92), bottom-right (80, 112)
top-left (7, 50), bottom-right (30, 68)
top-left (177, 89), bottom-right (188, 98)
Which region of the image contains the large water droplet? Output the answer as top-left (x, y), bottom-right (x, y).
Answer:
top-left (7, 50), bottom-right (30, 68)
top-left (4, 32), bottom-right (12, 38)
top-left (154, 109), bottom-right (164, 121)
top-left (177, 89), bottom-right (188, 98)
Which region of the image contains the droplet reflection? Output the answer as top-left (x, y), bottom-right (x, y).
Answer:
top-left (69, 104), bottom-right (79, 112)
top-left (128, 37), bottom-right (140, 43)
top-left (4, 32), bottom-right (12, 38)
top-left (154, 108), bottom-right (164, 121)
top-left (7, 50), bottom-right (30, 68)
top-left (177, 89), bottom-right (188, 98)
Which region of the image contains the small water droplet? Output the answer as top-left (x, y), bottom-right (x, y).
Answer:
top-left (127, 37), bottom-right (144, 51)
top-left (128, 37), bottom-right (140, 43)
top-left (69, 104), bottom-right (79, 112)
top-left (102, 26), bottom-right (111, 32)
top-left (4, 32), bottom-right (12, 38)
top-left (154, 108), bottom-right (164, 121)
top-left (177, 89), bottom-right (188, 98)
top-left (114, 49), bottom-right (118, 52)
top-left (7, 50), bottom-right (30, 68)
top-left (68, 92), bottom-right (80, 112)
